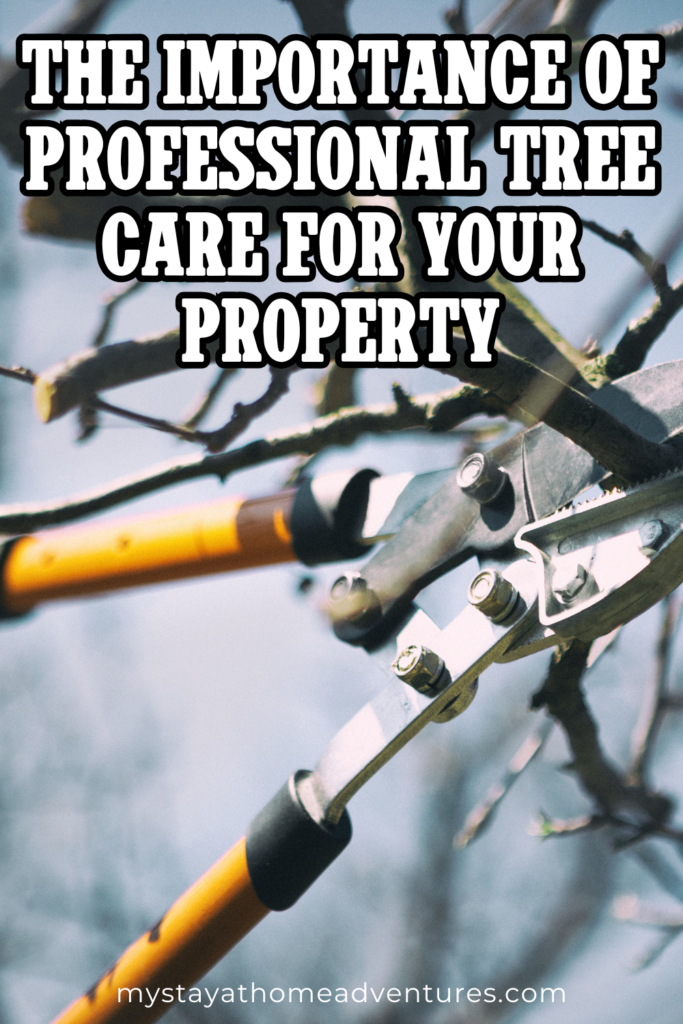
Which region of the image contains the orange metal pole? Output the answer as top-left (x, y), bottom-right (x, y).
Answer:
top-left (51, 837), bottom-right (269, 1024)
top-left (2, 491), bottom-right (296, 614)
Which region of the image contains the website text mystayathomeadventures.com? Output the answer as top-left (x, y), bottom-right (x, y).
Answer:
top-left (118, 982), bottom-right (566, 1009)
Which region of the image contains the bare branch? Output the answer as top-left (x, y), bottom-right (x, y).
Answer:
top-left (628, 595), bottom-right (683, 786)
top-left (591, 276), bottom-right (683, 382)
top-left (194, 367), bottom-right (299, 452)
top-left (181, 368), bottom-right (239, 430)
top-left (91, 281), bottom-right (146, 350)
top-left (0, 365), bottom-right (37, 385)
top-left (531, 640), bottom-right (674, 830)
top-left (314, 364), bottom-right (358, 416)
top-left (613, 894), bottom-right (683, 969)
top-left (77, 281), bottom-right (148, 442)
top-left (455, 718), bottom-right (553, 849)
top-left (582, 220), bottom-right (670, 297)
top-left (441, 341), bottom-right (683, 483)
top-left (547, 0), bottom-right (610, 38)
top-left (33, 330), bottom-right (180, 423)
top-left (0, 384), bottom-right (497, 533)
top-left (444, 1), bottom-right (468, 34)
top-left (613, 893), bottom-right (683, 929)
top-left (87, 395), bottom-right (200, 442)
top-left (0, 0), bottom-right (118, 163)
top-left (634, 844), bottom-right (683, 903)
top-left (660, 19), bottom-right (683, 53)
top-left (531, 812), bottom-right (607, 837)
top-left (22, 189), bottom-right (347, 244)
top-left (38, 367), bottom-right (299, 452)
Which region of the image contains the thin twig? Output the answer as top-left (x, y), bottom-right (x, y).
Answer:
top-left (531, 641), bottom-right (674, 832)
top-left (582, 220), bottom-right (670, 298)
top-left (0, 365), bottom-right (36, 385)
top-left (531, 813), bottom-right (607, 838)
top-left (628, 595), bottom-right (683, 786)
top-left (78, 281), bottom-right (148, 442)
top-left (0, 384), bottom-right (496, 534)
top-left (91, 281), bottom-right (146, 350)
top-left (195, 367), bottom-right (299, 453)
top-left (181, 368), bottom-right (239, 430)
top-left (613, 893), bottom-right (683, 969)
top-left (455, 717), bottom-right (554, 849)
top-left (72, 368), bottom-right (299, 452)
top-left (87, 396), bottom-right (200, 442)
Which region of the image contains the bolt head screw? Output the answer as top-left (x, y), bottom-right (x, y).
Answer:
top-left (640, 519), bottom-right (668, 552)
top-left (456, 453), bottom-right (508, 505)
top-left (392, 644), bottom-right (448, 696)
top-left (328, 572), bottom-right (382, 638)
top-left (467, 569), bottom-right (518, 622)
top-left (553, 563), bottom-right (588, 605)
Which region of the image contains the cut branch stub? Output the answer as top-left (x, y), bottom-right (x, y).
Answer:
top-left (33, 330), bottom-right (180, 423)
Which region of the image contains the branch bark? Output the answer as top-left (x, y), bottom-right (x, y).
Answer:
top-left (0, 383), bottom-right (497, 533)
top-left (531, 641), bottom-right (673, 829)
top-left (32, 330), bottom-right (180, 423)
top-left (441, 342), bottom-right (683, 483)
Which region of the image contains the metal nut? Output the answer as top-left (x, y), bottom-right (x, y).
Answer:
top-left (392, 645), bottom-right (448, 696)
top-left (552, 563), bottom-right (589, 605)
top-left (639, 519), bottom-right (668, 553)
top-left (467, 569), bottom-right (517, 622)
top-left (456, 453), bottom-right (508, 505)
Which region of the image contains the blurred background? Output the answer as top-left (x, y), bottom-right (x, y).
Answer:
top-left (2, 0), bottom-right (683, 1021)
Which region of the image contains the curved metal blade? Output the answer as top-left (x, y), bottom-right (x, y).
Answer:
top-left (335, 361), bottom-right (683, 647)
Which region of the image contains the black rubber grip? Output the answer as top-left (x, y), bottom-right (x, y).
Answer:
top-left (290, 470), bottom-right (377, 566)
top-left (245, 771), bottom-right (352, 911)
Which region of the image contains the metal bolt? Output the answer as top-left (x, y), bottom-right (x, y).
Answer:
top-left (639, 519), bottom-right (668, 552)
top-left (456, 452), bottom-right (508, 505)
top-left (467, 569), bottom-right (518, 622)
top-left (392, 645), bottom-right (448, 696)
top-left (552, 563), bottom-right (588, 605)
top-left (328, 572), bottom-right (382, 639)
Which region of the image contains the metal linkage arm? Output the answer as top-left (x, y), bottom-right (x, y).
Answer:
top-left (51, 562), bottom-right (536, 1024)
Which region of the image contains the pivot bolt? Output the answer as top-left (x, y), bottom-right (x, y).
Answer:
top-left (456, 453), bottom-right (508, 505)
top-left (328, 572), bottom-right (382, 641)
top-left (553, 563), bottom-right (589, 605)
top-left (640, 519), bottom-right (668, 553)
top-left (392, 645), bottom-right (448, 696)
top-left (467, 569), bottom-right (518, 622)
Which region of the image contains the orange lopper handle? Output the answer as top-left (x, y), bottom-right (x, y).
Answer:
top-left (2, 491), bottom-right (296, 614)
top-left (51, 836), bottom-right (269, 1024)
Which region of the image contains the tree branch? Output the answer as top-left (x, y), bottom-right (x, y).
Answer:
top-left (582, 220), bottom-right (670, 298)
top-left (590, 277), bottom-right (683, 383)
top-left (441, 342), bottom-right (683, 483)
top-left (455, 718), bottom-right (553, 849)
top-left (181, 368), bottom-right (239, 430)
top-left (531, 641), bottom-right (674, 833)
top-left (628, 596), bottom-right (683, 786)
top-left (0, 384), bottom-right (497, 533)
top-left (0, 0), bottom-right (118, 163)
top-left (32, 330), bottom-right (180, 423)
